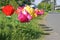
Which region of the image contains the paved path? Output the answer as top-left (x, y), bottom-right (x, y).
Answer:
top-left (44, 12), bottom-right (60, 40)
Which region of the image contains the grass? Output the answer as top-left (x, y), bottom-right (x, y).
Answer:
top-left (0, 10), bottom-right (48, 40)
top-left (51, 10), bottom-right (60, 13)
top-left (54, 10), bottom-right (60, 12)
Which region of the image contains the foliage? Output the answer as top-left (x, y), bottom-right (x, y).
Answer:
top-left (37, 2), bottom-right (51, 12)
top-left (0, 0), bottom-right (33, 8)
top-left (0, 11), bottom-right (45, 40)
top-left (9, 0), bottom-right (18, 9)
top-left (0, 0), bottom-right (9, 7)
top-left (15, 0), bottom-right (31, 6)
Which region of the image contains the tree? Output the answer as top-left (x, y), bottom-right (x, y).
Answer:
top-left (38, 1), bottom-right (51, 12)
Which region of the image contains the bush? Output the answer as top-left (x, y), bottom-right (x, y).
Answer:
top-left (38, 2), bottom-right (51, 12)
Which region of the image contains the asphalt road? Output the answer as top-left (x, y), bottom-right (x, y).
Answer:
top-left (45, 12), bottom-right (60, 40)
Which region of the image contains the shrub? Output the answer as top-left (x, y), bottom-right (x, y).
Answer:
top-left (38, 2), bottom-right (51, 12)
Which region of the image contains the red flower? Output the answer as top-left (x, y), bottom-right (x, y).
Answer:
top-left (2, 5), bottom-right (15, 16)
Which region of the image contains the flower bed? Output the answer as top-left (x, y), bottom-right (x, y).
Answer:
top-left (0, 11), bottom-right (48, 40)
top-left (0, 4), bottom-right (48, 40)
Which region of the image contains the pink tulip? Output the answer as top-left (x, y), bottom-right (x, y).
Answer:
top-left (27, 14), bottom-right (32, 21)
top-left (18, 12), bottom-right (29, 23)
top-left (39, 10), bottom-right (44, 15)
top-left (35, 8), bottom-right (44, 15)
top-left (22, 10), bottom-right (32, 21)
top-left (22, 10), bottom-right (28, 16)
top-left (35, 8), bottom-right (39, 15)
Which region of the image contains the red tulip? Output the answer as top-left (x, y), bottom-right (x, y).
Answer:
top-left (18, 12), bottom-right (29, 23)
top-left (2, 5), bottom-right (15, 16)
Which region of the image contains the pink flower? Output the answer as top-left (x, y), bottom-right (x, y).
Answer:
top-left (18, 12), bottom-right (28, 23)
top-left (35, 8), bottom-right (39, 15)
top-left (18, 10), bottom-right (32, 23)
top-left (35, 8), bottom-right (44, 15)
top-left (39, 9), bottom-right (44, 15)
top-left (27, 14), bottom-right (32, 21)
top-left (22, 10), bottom-right (32, 21)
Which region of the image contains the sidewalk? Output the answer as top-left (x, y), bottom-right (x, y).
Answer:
top-left (44, 12), bottom-right (60, 40)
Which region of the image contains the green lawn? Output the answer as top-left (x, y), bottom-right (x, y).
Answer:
top-left (55, 10), bottom-right (60, 12)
